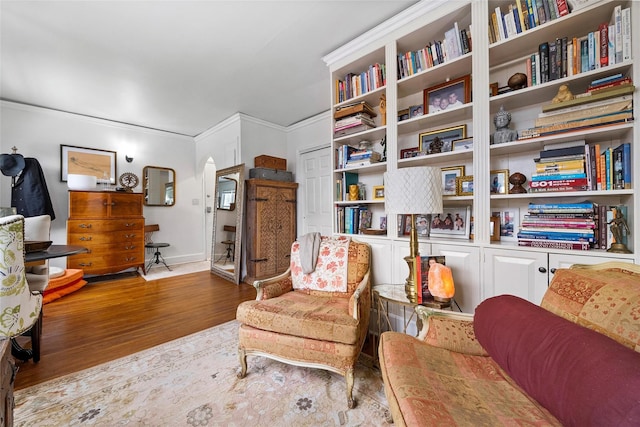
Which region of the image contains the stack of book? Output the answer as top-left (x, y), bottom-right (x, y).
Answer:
top-left (343, 149), bottom-right (381, 168)
top-left (397, 22), bottom-right (471, 80)
top-left (529, 140), bottom-right (589, 193)
top-left (519, 79), bottom-right (634, 139)
top-left (517, 202), bottom-right (598, 250)
top-left (334, 64), bottom-right (386, 103)
top-left (333, 101), bottom-right (377, 138)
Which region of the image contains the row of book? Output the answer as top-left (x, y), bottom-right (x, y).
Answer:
top-left (529, 138), bottom-right (631, 193)
top-left (489, 0), bottom-right (569, 44)
top-left (519, 79), bottom-right (634, 139)
top-left (397, 22), bottom-right (471, 80)
top-left (517, 201), bottom-right (627, 250)
top-left (335, 205), bottom-right (372, 234)
top-left (334, 63), bottom-right (386, 103)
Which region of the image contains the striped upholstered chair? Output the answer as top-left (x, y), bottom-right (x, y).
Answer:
top-left (236, 236), bottom-right (371, 408)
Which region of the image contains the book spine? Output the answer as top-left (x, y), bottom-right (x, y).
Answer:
top-left (518, 239), bottom-right (590, 250)
top-left (608, 24), bottom-right (616, 65)
top-left (561, 36), bottom-right (568, 78)
top-left (549, 40), bottom-right (559, 80)
top-left (528, 203), bottom-right (594, 210)
top-left (613, 5), bottom-right (622, 64)
top-left (531, 173), bottom-right (586, 181)
top-left (613, 144), bottom-right (624, 189)
top-left (589, 144), bottom-right (597, 190)
top-left (604, 147), bottom-right (611, 190)
top-left (517, 231), bottom-right (594, 241)
top-left (555, 0), bottom-right (569, 17)
top-left (622, 143), bottom-right (631, 190)
top-left (621, 7), bottom-right (631, 61)
top-left (529, 178), bottom-right (589, 188)
top-left (539, 42), bottom-right (549, 83)
top-left (599, 23), bottom-right (608, 68)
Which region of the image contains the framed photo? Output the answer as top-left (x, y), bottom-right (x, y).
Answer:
top-left (380, 215), bottom-right (387, 230)
top-left (60, 145), bottom-right (117, 183)
top-left (409, 104), bottom-right (424, 118)
top-left (490, 169), bottom-right (509, 194)
top-left (492, 208), bottom-right (520, 242)
top-left (452, 137), bottom-right (473, 151)
top-left (423, 74), bottom-right (471, 114)
top-left (401, 215), bottom-right (413, 236)
top-left (399, 214), bottom-right (432, 237)
top-left (418, 125), bottom-right (466, 154)
top-left (430, 206), bottom-right (472, 240)
top-left (398, 108), bottom-right (410, 122)
top-left (441, 166), bottom-right (465, 196)
top-left (457, 175), bottom-right (474, 196)
top-left (400, 147), bottom-right (420, 159)
top-left (490, 82), bottom-right (499, 96)
top-left (373, 185), bottom-right (385, 200)
top-left (490, 216), bottom-right (501, 241)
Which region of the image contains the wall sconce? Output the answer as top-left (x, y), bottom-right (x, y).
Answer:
top-left (125, 155), bottom-right (134, 163)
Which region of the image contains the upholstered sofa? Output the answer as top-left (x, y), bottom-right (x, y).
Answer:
top-left (379, 262), bottom-right (640, 426)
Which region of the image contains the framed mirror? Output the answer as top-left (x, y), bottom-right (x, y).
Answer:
top-left (211, 163), bottom-right (245, 284)
top-left (143, 166), bottom-right (176, 206)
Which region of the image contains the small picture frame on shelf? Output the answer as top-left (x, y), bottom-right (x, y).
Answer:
top-left (373, 185), bottom-right (385, 200)
top-left (380, 215), bottom-right (387, 230)
top-left (441, 166), bottom-right (465, 196)
top-left (424, 74), bottom-right (471, 114)
top-left (430, 206), bottom-right (471, 240)
top-left (490, 169), bottom-right (509, 194)
top-left (401, 214), bottom-right (413, 236)
top-left (418, 124), bottom-right (466, 154)
top-left (457, 175), bottom-right (474, 196)
top-left (398, 108), bottom-right (410, 122)
top-left (409, 104), bottom-right (424, 118)
top-left (452, 137), bottom-right (473, 151)
top-left (492, 208), bottom-right (519, 242)
top-left (490, 216), bottom-right (501, 241)
top-left (400, 147), bottom-right (420, 159)
top-left (490, 82), bottom-right (499, 96)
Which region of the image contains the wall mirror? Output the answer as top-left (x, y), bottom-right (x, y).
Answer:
top-left (211, 163), bottom-right (245, 284)
top-left (143, 166), bottom-right (175, 206)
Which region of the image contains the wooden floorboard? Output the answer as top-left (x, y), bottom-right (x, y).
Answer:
top-left (13, 271), bottom-right (256, 390)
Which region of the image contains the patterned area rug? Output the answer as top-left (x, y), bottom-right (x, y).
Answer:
top-left (14, 321), bottom-right (390, 426)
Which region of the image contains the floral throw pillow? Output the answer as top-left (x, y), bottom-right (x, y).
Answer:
top-left (291, 236), bottom-right (351, 292)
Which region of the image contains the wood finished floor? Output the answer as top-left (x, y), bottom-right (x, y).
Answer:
top-left (13, 271), bottom-right (256, 390)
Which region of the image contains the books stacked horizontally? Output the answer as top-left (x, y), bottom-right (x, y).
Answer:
top-left (343, 149), bottom-right (381, 169)
top-left (518, 202), bottom-right (598, 250)
top-left (530, 140), bottom-right (590, 193)
top-left (519, 76), bottom-right (634, 139)
top-left (335, 205), bottom-right (371, 235)
top-left (333, 101), bottom-right (377, 137)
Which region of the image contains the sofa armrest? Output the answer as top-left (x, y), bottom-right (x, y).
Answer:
top-left (349, 270), bottom-right (371, 321)
top-left (253, 268), bottom-right (293, 300)
top-left (415, 305), bottom-right (488, 356)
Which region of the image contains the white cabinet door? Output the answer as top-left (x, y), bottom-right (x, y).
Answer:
top-left (548, 253), bottom-right (633, 279)
top-left (483, 248), bottom-right (548, 305)
top-left (432, 243), bottom-right (480, 314)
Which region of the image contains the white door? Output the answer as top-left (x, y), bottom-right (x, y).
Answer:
top-left (298, 146), bottom-right (332, 236)
top-left (483, 248), bottom-right (549, 305)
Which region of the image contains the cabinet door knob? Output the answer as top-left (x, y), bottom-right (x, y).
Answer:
top-left (550, 268), bottom-right (556, 274)
top-left (538, 266), bottom-right (547, 273)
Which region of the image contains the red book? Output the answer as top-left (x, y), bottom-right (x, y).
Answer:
top-left (598, 23), bottom-right (608, 67)
top-left (555, 0), bottom-right (569, 17)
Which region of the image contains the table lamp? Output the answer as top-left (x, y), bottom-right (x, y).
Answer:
top-left (384, 167), bottom-right (442, 302)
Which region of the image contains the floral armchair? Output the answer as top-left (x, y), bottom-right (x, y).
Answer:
top-left (236, 236), bottom-right (371, 408)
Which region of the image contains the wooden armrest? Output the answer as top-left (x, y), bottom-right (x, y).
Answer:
top-left (415, 306), bottom-right (488, 356)
top-left (253, 268), bottom-right (293, 300)
top-left (349, 270), bottom-right (371, 320)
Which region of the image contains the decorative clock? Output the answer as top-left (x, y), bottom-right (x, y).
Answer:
top-left (119, 172), bottom-right (139, 192)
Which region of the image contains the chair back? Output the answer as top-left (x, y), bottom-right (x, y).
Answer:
top-left (24, 214), bottom-right (52, 293)
top-left (0, 214), bottom-right (42, 338)
top-left (290, 236), bottom-right (370, 297)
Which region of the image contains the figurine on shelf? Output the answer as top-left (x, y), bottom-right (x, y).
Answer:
top-left (429, 137), bottom-right (443, 154)
top-left (379, 134), bottom-right (387, 162)
top-left (552, 84), bottom-right (574, 103)
top-left (509, 172), bottom-right (527, 194)
top-left (380, 94), bottom-right (386, 126)
top-left (607, 209), bottom-right (632, 254)
top-left (491, 106), bottom-right (518, 144)
top-left (507, 72), bottom-right (527, 90)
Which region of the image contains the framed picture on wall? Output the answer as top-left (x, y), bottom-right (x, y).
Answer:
top-left (60, 144), bottom-right (117, 183)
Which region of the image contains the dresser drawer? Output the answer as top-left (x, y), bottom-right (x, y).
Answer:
top-left (67, 219), bottom-right (143, 233)
top-left (68, 229), bottom-right (143, 245)
top-left (68, 248), bottom-right (144, 271)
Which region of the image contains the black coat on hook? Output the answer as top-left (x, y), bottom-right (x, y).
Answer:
top-left (11, 157), bottom-right (56, 220)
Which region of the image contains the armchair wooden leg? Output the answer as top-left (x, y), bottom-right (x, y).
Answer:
top-left (237, 348), bottom-right (247, 379)
top-left (31, 309), bottom-right (43, 363)
top-left (346, 368), bottom-right (356, 409)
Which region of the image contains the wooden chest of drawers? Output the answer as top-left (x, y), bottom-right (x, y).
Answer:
top-left (67, 191), bottom-right (145, 275)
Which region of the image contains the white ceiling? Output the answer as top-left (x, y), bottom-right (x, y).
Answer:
top-left (1, 1), bottom-right (418, 137)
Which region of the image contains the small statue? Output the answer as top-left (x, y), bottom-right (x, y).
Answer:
top-left (429, 137), bottom-right (443, 154)
top-left (491, 106), bottom-right (518, 144)
top-left (509, 172), bottom-right (527, 194)
top-left (379, 134), bottom-right (387, 162)
top-left (607, 209), bottom-right (632, 253)
top-left (508, 72), bottom-right (528, 90)
top-left (552, 84), bottom-right (574, 103)
top-left (379, 94), bottom-right (386, 126)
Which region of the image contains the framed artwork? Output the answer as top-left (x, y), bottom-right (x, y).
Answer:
top-left (441, 166), bottom-right (465, 196)
top-left (418, 125), bottom-right (466, 154)
top-left (60, 145), bottom-right (117, 183)
top-left (457, 175), bottom-right (474, 196)
top-left (492, 208), bottom-right (520, 242)
top-left (401, 215), bottom-right (413, 236)
top-left (430, 206), bottom-right (472, 240)
top-left (409, 104), bottom-right (424, 118)
top-left (400, 147), bottom-right (420, 159)
top-left (398, 108), bottom-right (410, 122)
top-left (423, 74), bottom-right (471, 114)
top-left (380, 215), bottom-right (387, 230)
top-left (400, 214), bottom-right (432, 237)
top-left (490, 216), bottom-right (501, 241)
top-left (452, 137), bottom-right (473, 151)
top-left (490, 169), bottom-right (509, 194)
top-left (373, 185), bottom-right (385, 200)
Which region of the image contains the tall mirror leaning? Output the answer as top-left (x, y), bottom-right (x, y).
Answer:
top-left (211, 163), bottom-right (245, 284)
top-left (143, 166), bottom-right (176, 206)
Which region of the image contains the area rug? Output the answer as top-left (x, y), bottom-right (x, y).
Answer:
top-left (14, 321), bottom-right (390, 426)
top-left (142, 260), bottom-right (211, 281)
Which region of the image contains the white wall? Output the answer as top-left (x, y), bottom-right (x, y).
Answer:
top-left (0, 101), bottom-right (201, 269)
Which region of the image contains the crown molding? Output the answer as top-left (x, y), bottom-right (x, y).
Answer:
top-left (286, 110), bottom-right (331, 132)
top-left (322, 0), bottom-right (447, 67)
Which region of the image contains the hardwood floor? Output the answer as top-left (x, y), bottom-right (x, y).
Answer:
top-left (13, 271), bottom-right (256, 390)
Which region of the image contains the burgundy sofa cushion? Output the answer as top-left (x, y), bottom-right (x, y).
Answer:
top-left (474, 295), bottom-right (640, 427)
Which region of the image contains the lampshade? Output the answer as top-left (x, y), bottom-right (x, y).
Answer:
top-left (384, 167), bottom-right (443, 215)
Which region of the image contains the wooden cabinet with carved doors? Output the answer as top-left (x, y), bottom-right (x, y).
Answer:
top-left (67, 191), bottom-right (145, 275)
top-left (244, 179), bottom-right (298, 284)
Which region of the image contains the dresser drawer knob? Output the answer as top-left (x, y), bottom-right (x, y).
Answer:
top-left (79, 223), bottom-right (92, 229)
top-left (79, 262), bottom-right (93, 267)
top-left (79, 236), bottom-right (92, 241)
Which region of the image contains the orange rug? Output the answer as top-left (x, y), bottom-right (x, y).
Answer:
top-left (43, 269), bottom-right (87, 304)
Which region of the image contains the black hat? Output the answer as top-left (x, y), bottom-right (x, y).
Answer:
top-left (0, 153), bottom-right (26, 177)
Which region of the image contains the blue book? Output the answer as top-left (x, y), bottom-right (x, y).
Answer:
top-left (528, 202), bottom-right (594, 210)
top-left (621, 143), bottom-right (631, 189)
top-left (604, 147), bottom-right (611, 190)
top-left (531, 173), bottom-right (587, 181)
top-left (518, 230), bottom-right (595, 241)
top-left (590, 73), bottom-right (623, 86)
